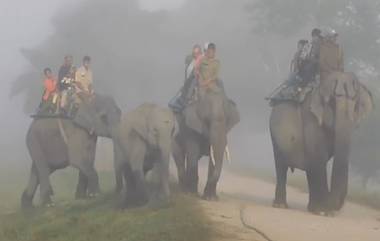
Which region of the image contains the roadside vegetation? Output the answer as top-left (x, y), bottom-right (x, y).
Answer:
top-left (0, 169), bottom-right (214, 241)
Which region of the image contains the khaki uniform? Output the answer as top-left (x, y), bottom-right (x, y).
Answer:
top-left (319, 40), bottom-right (344, 81)
top-left (199, 57), bottom-right (220, 90)
top-left (75, 66), bottom-right (93, 93)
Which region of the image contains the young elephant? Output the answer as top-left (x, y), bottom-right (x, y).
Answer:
top-left (113, 103), bottom-right (176, 208)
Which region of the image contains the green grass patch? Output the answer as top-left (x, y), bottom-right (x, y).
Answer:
top-left (0, 169), bottom-right (213, 241)
top-left (0, 194), bottom-right (212, 241)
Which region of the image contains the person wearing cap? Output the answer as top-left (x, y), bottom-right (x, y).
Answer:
top-left (198, 43), bottom-right (220, 92)
top-left (75, 56), bottom-right (93, 95)
top-left (319, 28), bottom-right (344, 81)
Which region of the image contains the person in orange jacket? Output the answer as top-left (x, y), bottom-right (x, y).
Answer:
top-left (39, 68), bottom-right (59, 114)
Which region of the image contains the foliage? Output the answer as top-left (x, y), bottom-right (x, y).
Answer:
top-left (250, 0), bottom-right (380, 74)
top-left (0, 169), bottom-right (213, 241)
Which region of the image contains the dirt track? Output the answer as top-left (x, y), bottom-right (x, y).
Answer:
top-left (198, 169), bottom-right (380, 241)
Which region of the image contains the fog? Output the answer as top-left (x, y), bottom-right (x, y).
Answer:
top-left (1, 0), bottom-right (380, 189)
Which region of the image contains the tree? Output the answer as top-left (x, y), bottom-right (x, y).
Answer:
top-left (249, 0), bottom-right (380, 75)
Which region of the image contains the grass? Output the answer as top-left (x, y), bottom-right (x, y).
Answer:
top-left (228, 165), bottom-right (380, 210)
top-left (0, 168), bottom-right (213, 241)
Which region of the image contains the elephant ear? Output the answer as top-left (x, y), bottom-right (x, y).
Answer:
top-left (184, 102), bottom-right (203, 135)
top-left (354, 84), bottom-right (374, 126)
top-left (225, 99), bottom-right (240, 132)
top-left (73, 101), bottom-right (96, 133)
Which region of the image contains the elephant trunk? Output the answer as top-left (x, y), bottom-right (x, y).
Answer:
top-left (330, 97), bottom-right (353, 211)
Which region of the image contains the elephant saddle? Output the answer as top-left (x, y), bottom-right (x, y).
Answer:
top-left (269, 80), bottom-right (318, 106)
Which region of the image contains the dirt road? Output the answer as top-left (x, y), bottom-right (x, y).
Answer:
top-left (199, 169), bottom-right (380, 241)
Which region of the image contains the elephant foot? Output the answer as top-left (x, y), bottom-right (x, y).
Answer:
top-left (202, 192), bottom-right (219, 202)
top-left (308, 202), bottom-right (330, 216)
top-left (147, 198), bottom-right (170, 210)
top-left (87, 192), bottom-right (99, 199)
top-left (178, 182), bottom-right (187, 193)
top-left (41, 197), bottom-right (55, 208)
top-left (186, 191), bottom-right (200, 198)
top-left (123, 191), bottom-right (149, 208)
top-left (114, 187), bottom-right (122, 195)
top-left (75, 192), bottom-right (87, 200)
top-left (272, 201), bottom-right (289, 209)
top-left (46, 202), bottom-right (56, 208)
top-left (21, 191), bottom-right (34, 211)
top-left (329, 197), bottom-right (345, 212)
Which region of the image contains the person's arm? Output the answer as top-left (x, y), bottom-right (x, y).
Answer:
top-left (74, 69), bottom-right (85, 91)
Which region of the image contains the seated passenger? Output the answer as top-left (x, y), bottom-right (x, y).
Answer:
top-left (39, 68), bottom-right (58, 114)
top-left (287, 39), bottom-right (309, 87)
top-left (198, 42), bottom-right (220, 93)
top-left (57, 55), bottom-right (77, 114)
top-left (75, 56), bottom-right (94, 97)
top-left (169, 44), bottom-right (203, 112)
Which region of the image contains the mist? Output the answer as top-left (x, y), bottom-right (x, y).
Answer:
top-left (1, 0), bottom-right (380, 191)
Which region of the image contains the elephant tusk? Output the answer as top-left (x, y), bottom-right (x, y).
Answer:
top-left (210, 145), bottom-right (216, 166)
top-left (224, 145), bottom-right (231, 164)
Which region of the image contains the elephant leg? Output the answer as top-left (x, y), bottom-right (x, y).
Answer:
top-left (72, 160), bottom-right (99, 198)
top-left (306, 164), bottom-right (329, 214)
top-left (125, 140), bottom-right (149, 207)
top-left (35, 163), bottom-right (53, 206)
top-left (203, 158), bottom-right (219, 201)
top-left (75, 171), bottom-right (88, 199)
top-left (154, 151), bottom-right (171, 207)
top-left (21, 163), bottom-right (39, 210)
top-left (121, 163), bottom-right (137, 208)
top-left (113, 142), bottom-right (124, 194)
top-left (273, 148), bottom-right (289, 208)
top-left (115, 165), bottom-right (124, 194)
top-left (87, 138), bottom-right (100, 195)
top-left (83, 165), bottom-right (99, 197)
top-left (28, 146), bottom-right (53, 206)
top-left (186, 141), bottom-right (202, 195)
top-left (71, 137), bottom-right (99, 198)
top-left (203, 120), bottom-right (227, 201)
top-left (172, 139), bottom-right (186, 191)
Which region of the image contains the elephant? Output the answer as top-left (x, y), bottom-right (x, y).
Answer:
top-left (172, 87), bottom-right (240, 200)
top-left (269, 72), bottom-right (373, 214)
top-left (113, 103), bottom-right (176, 208)
top-left (21, 94), bottom-right (121, 209)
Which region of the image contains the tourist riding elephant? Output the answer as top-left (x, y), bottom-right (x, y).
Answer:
top-left (173, 87), bottom-right (240, 200)
top-left (22, 94), bottom-right (121, 209)
top-left (113, 103), bottom-right (177, 208)
top-left (270, 72), bottom-right (373, 214)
